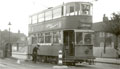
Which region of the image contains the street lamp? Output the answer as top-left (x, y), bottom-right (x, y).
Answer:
top-left (8, 22), bottom-right (11, 44)
top-left (8, 22), bottom-right (12, 57)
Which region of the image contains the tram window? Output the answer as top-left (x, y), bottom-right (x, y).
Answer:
top-left (74, 3), bottom-right (79, 15)
top-left (81, 4), bottom-right (90, 15)
top-left (76, 32), bottom-right (83, 44)
top-left (38, 33), bottom-right (44, 43)
top-left (45, 11), bottom-right (52, 21)
top-left (45, 36), bottom-right (51, 43)
top-left (61, 6), bottom-right (64, 16)
top-left (70, 6), bottom-right (74, 13)
top-left (32, 15), bottom-right (37, 24)
top-left (66, 4), bottom-right (75, 16)
top-left (29, 17), bottom-right (32, 24)
top-left (70, 6), bottom-right (74, 15)
top-left (78, 3), bottom-right (81, 15)
top-left (63, 5), bottom-right (66, 16)
top-left (84, 33), bottom-right (92, 44)
top-left (53, 32), bottom-right (60, 43)
top-left (45, 32), bottom-right (52, 43)
top-left (32, 37), bottom-right (37, 44)
top-left (53, 7), bottom-right (62, 19)
top-left (38, 13), bottom-right (44, 22)
top-left (66, 5), bottom-right (69, 16)
top-left (28, 37), bottom-right (32, 45)
top-left (38, 37), bottom-right (44, 43)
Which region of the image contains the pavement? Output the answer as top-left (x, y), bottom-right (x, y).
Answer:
top-left (10, 57), bottom-right (120, 65)
top-left (0, 56), bottom-right (120, 69)
top-left (94, 58), bottom-right (120, 65)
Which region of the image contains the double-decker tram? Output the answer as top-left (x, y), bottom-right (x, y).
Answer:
top-left (28, 2), bottom-right (95, 65)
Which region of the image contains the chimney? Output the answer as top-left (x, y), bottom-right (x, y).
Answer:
top-left (103, 14), bottom-right (108, 23)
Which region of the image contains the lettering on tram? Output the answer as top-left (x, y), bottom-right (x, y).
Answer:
top-left (46, 21), bottom-right (61, 29)
top-left (28, 2), bottom-right (95, 65)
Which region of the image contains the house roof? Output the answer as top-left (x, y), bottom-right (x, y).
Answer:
top-left (92, 22), bottom-right (105, 32)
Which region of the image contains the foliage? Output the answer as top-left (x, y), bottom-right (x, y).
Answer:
top-left (103, 13), bottom-right (120, 50)
top-left (108, 13), bottom-right (120, 35)
top-left (0, 30), bottom-right (27, 44)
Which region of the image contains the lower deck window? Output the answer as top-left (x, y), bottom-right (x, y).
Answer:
top-left (84, 33), bottom-right (92, 44)
top-left (31, 31), bottom-right (61, 45)
top-left (45, 32), bottom-right (52, 43)
top-left (38, 37), bottom-right (44, 43)
top-left (45, 36), bottom-right (52, 43)
top-left (53, 36), bottom-right (59, 43)
top-left (32, 37), bottom-right (37, 44)
top-left (76, 32), bottom-right (92, 45)
top-left (53, 32), bottom-right (60, 43)
top-left (76, 32), bottom-right (83, 44)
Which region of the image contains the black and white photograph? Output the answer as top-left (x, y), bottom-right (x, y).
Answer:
top-left (0, 0), bottom-right (120, 69)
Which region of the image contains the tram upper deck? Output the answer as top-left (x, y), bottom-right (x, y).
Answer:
top-left (29, 2), bottom-right (93, 33)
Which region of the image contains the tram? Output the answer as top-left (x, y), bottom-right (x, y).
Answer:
top-left (28, 2), bottom-right (95, 65)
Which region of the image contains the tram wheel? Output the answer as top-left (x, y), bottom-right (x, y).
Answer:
top-left (63, 62), bottom-right (75, 66)
top-left (72, 62), bottom-right (75, 66)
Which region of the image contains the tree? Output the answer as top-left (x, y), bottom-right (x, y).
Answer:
top-left (1, 29), bottom-right (27, 44)
top-left (103, 13), bottom-right (120, 51)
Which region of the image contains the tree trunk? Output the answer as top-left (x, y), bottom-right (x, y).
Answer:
top-left (114, 35), bottom-right (119, 50)
top-left (115, 35), bottom-right (119, 58)
top-left (104, 33), bottom-right (106, 53)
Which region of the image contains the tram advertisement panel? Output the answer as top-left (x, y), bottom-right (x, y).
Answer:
top-left (29, 16), bottom-right (92, 33)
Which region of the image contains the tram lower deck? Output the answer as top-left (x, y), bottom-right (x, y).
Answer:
top-left (28, 30), bottom-right (95, 65)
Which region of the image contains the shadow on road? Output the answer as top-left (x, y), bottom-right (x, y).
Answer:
top-left (75, 65), bottom-right (95, 68)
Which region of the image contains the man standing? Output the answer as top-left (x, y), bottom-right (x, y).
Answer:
top-left (32, 44), bottom-right (39, 63)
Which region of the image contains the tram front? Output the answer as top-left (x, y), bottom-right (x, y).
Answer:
top-left (63, 29), bottom-right (94, 65)
top-left (74, 30), bottom-right (95, 63)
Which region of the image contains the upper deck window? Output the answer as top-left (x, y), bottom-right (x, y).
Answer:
top-left (29, 17), bottom-right (32, 24)
top-left (66, 3), bottom-right (77, 16)
top-left (81, 4), bottom-right (91, 15)
top-left (70, 6), bottom-right (74, 13)
top-left (45, 11), bottom-right (52, 21)
top-left (53, 7), bottom-right (62, 19)
top-left (66, 5), bottom-right (74, 16)
top-left (32, 15), bottom-right (37, 24)
top-left (38, 13), bottom-right (44, 22)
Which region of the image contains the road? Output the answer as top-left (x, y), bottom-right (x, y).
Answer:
top-left (0, 58), bottom-right (120, 69)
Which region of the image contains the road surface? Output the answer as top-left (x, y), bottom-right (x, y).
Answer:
top-left (0, 58), bottom-right (120, 69)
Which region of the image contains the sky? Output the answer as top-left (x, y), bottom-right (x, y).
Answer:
top-left (0, 0), bottom-right (120, 36)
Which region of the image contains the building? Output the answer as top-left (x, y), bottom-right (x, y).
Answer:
top-left (0, 30), bottom-right (27, 58)
top-left (92, 15), bottom-right (120, 58)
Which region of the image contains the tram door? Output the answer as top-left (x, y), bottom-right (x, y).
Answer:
top-left (63, 30), bottom-right (74, 57)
